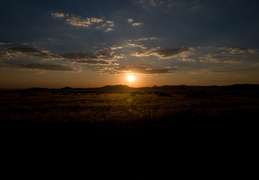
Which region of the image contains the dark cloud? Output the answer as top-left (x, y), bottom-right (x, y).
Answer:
top-left (96, 49), bottom-right (115, 59)
top-left (9, 47), bottom-right (54, 59)
top-left (0, 51), bottom-right (10, 61)
top-left (9, 47), bottom-right (44, 53)
top-left (18, 63), bottom-right (77, 71)
top-left (229, 48), bottom-right (257, 54)
top-left (0, 42), bottom-right (12, 46)
top-left (75, 60), bottom-right (110, 65)
top-left (1, 46), bottom-right (118, 71)
top-left (62, 52), bottom-right (98, 60)
top-left (131, 46), bottom-right (193, 59)
top-left (154, 47), bottom-right (191, 58)
top-left (194, 47), bottom-right (258, 63)
top-left (61, 50), bottom-right (115, 64)
top-left (3, 44), bottom-right (258, 76)
top-left (116, 66), bottom-right (173, 74)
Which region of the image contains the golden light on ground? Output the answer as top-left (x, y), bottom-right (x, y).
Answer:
top-left (126, 75), bottom-right (136, 83)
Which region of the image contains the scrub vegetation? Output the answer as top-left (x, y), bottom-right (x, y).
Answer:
top-left (1, 84), bottom-right (259, 126)
top-left (1, 84), bottom-right (258, 179)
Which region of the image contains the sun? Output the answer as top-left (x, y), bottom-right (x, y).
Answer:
top-left (127, 75), bottom-right (136, 82)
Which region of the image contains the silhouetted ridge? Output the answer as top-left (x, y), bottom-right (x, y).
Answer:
top-left (61, 86), bottom-right (73, 90)
top-left (223, 84), bottom-right (259, 90)
top-left (100, 85), bottom-right (132, 90)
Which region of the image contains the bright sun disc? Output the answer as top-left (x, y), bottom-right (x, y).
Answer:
top-left (127, 75), bottom-right (136, 82)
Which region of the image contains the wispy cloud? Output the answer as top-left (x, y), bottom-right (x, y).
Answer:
top-left (51, 12), bottom-right (115, 32)
top-left (188, 70), bottom-right (226, 75)
top-left (229, 48), bottom-right (257, 54)
top-left (18, 63), bottom-right (77, 71)
top-left (2, 44), bottom-right (258, 76)
top-left (153, 47), bottom-right (194, 59)
top-left (127, 18), bottom-right (144, 27)
top-left (61, 52), bottom-right (98, 60)
top-left (117, 66), bottom-right (173, 74)
top-left (133, 37), bottom-right (159, 41)
top-left (74, 60), bottom-right (110, 65)
top-left (130, 47), bottom-right (194, 59)
top-left (0, 46), bottom-right (78, 71)
top-left (0, 51), bottom-right (11, 61)
top-left (8, 47), bottom-right (56, 60)
top-left (60, 49), bottom-right (117, 65)
top-left (195, 47), bottom-right (258, 63)
top-left (51, 12), bottom-right (68, 18)
top-left (129, 46), bottom-right (258, 63)
top-left (61, 49), bottom-right (115, 60)
top-left (0, 42), bottom-right (12, 46)
top-left (105, 28), bottom-right (114, 32)
top-left (132, 22), bottom-right (144, 27)
top-left (97, 65), bottom-right (174, 74)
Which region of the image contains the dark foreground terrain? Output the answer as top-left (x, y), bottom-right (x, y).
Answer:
top-left (0, 84), bottom-right (258, 179)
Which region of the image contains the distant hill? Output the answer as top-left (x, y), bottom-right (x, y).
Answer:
top-left (12, 84), bottom-right (259, 96)
top-left (100, 85), bottom-right (131, 90)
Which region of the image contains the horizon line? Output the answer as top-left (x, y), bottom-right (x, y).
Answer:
top-left (1, 83), bottom-right (259, 90)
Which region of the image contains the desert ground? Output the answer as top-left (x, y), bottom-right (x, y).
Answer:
top-left (0, 84), bottom-right (258, 179)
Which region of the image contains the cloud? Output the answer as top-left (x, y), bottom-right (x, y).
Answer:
top-left (9, 47), bottom-right (43, 53)
top-left (105, 28), bottom-right (114, 32)
top-left (110, 46), bottom-right (123, 50)
top-left (61, 52), bottom-right (98, 60)
top-left (0, 51), bottom-right (12, 61)
top-left (127, 18), bottom-right (144, 27)
top-left (132, 22), bottom-right (144, 27)
top-left (62, 49), bottom-right (115, 60)
top-left (188, 70), bottom-right (226, 75)
top-left (154, 47), bottom-right (192, 58)
top-left (0, 46), bottom-right (78, 71)
top-left (130, 46), bottom-right (158, 57)
top-left (199, 53), bottom-right (235, 63)
top-left (18, 63), bottom-right (77, 71)
top-left (134, 37), bottom-right (159, 41)
top-left (96, 49), bottom-right (115, 59)
top-left (127, 43), bottom-right (144, 48)
top-left (66, 16), bottom-right (104, 27)
top-left (106, 21), bottom-right (115, 26)
top-left (131, 46), bottom-right (194, 59)
top-left (229, 48), bottom-right (256, 54)
top-left (51, 12), bottom-right (115, 32)
top-left (98, 65), bottom-right (174, 74)
top-left (195, 47), bottom-right (258, 63)
top-left (61, 49), bottom-right (117, 65)
top-left (129, 46), bottom-right (246, 63)
top-left (8, 47), bottom-right (55, 59)
top-left (74, 60), bottom-right (110, 65)
top-left (4, 46), bottom-right (119, 66)
top-left (3, 44), bottom-right (258, 77)
top-left (0, 42), bottom-right (12, 46)
top-left (51, 12), bottom-right (68, 18)
top-left (119, 66), bottom-right (173, 74)
top-left (65, 15), bottom-right (93, 27)
top-left (128, 19), bottom-right (134, 23)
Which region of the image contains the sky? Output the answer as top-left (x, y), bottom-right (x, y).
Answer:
top-left (1, 0), bottom-right (259, 88)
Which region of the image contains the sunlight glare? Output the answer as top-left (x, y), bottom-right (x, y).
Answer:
top-left (127, 75), bottom-right (136, 82)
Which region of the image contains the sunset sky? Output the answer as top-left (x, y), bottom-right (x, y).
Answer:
top-left (1, 0), bottom-right (259, 88)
